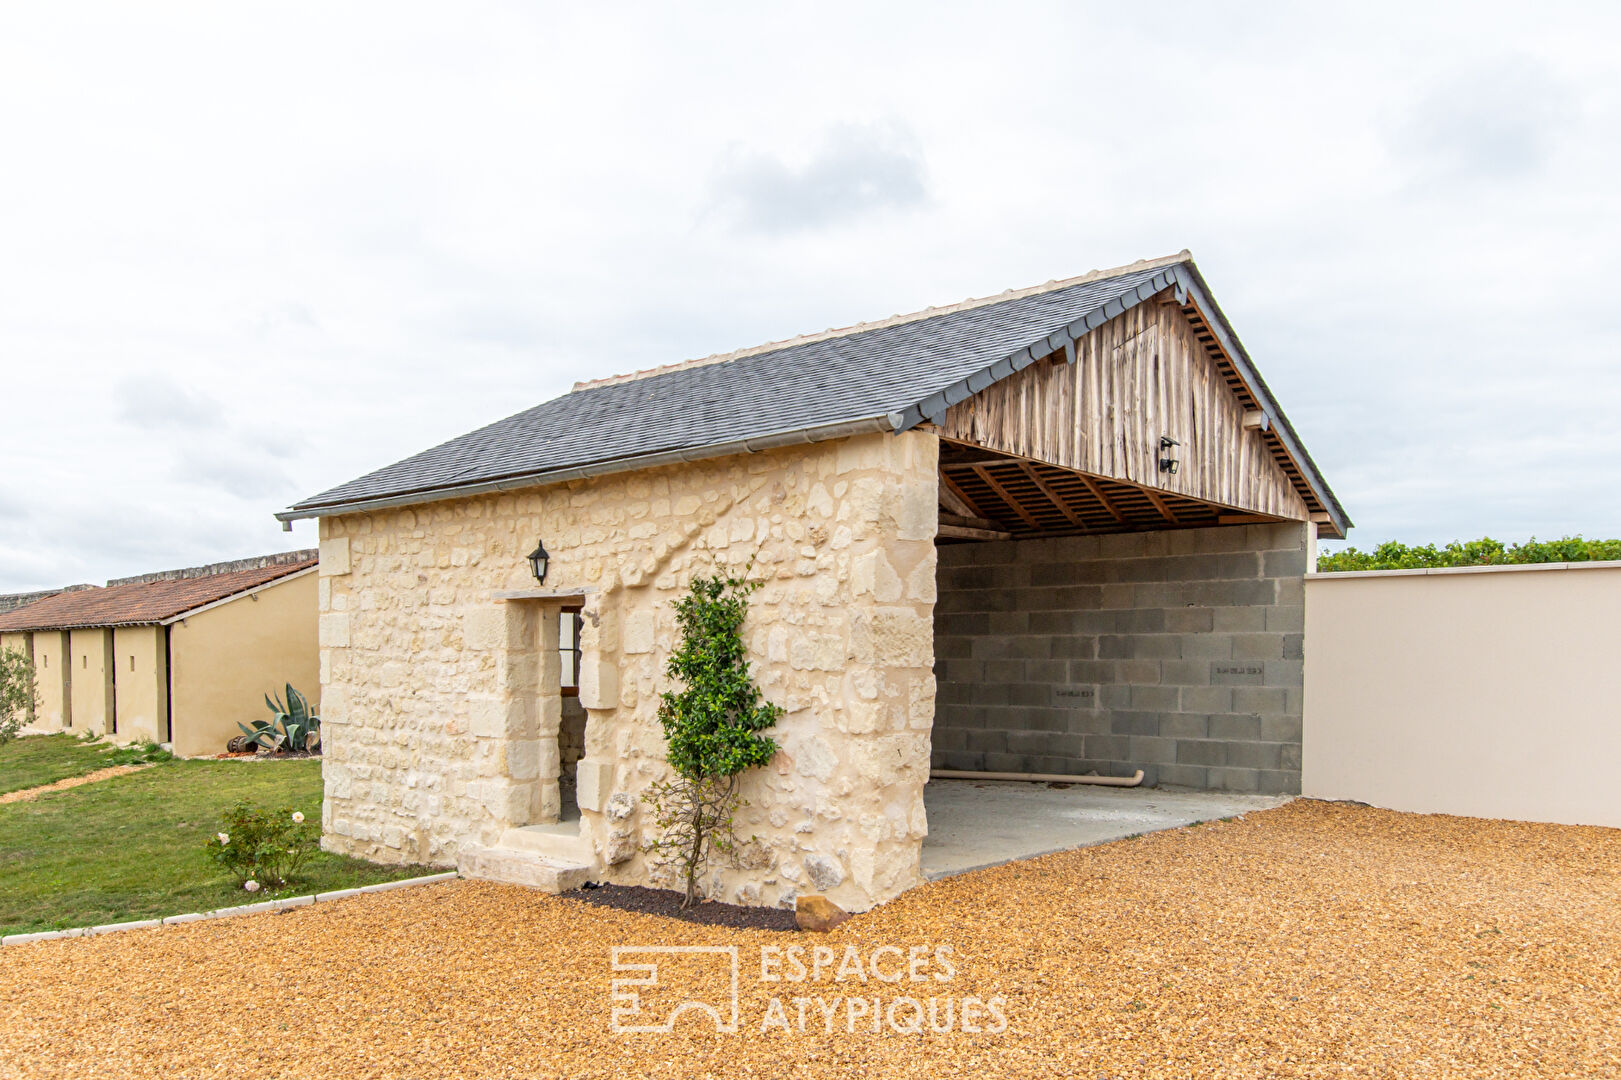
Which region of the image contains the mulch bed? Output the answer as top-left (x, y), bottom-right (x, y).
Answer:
top-left (565, 882), bottom-right (799, 931)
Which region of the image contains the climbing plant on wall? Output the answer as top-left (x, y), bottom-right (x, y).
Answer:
top-left (643, 566), bottom-right (782, 907)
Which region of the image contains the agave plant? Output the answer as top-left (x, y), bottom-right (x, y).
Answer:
top-left (239, 683), bottom-right (321, 753)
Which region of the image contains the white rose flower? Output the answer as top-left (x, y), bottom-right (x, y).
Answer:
top-left (217, 833), bottom-right (229, 844)
top-left (291, 811), bottom-right (305, 823)
top-left (243, 880), bottom-right (260, 893)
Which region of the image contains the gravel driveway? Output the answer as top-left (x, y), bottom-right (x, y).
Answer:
top-left (2, 800), bottom-right (1617, 1079)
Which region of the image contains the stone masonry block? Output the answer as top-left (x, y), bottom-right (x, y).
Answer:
top-left (318, 535), bottom-right (351, 576)
top-left (578, 656), bottom-right (620, 709)
top-left (463, 606), bottom-right (513, 652)
top-left (318, 612), bottom-right (350, 649)
top-left (623, 609), bottom-right (655, 655)
top-left (575, 758), bottom-right (613, 813)
top-left (470, 697), bottom-right (536, 741)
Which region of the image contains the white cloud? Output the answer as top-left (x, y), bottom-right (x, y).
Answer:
top-left (1, 1), bottom-right (1619, 589)
top-left (709, 121), bottom-right (928, 232)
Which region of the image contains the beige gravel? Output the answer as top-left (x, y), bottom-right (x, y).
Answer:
top-left (1, 800), bottom-right (1618, 1079)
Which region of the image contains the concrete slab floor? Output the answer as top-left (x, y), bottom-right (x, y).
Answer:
top-left (920, 779), bottom-right (1291, 880)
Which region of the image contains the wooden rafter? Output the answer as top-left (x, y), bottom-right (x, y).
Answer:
top-left (1076, 473), bottom-right (1126, 525)
top-left (936, 475), bottom-right (980, 519)
top-left (1141, 486), bottom-right (1179, 525)
top-left (939, 470), bottom-right (991, 521)
top-left (1019, 463), bottom-right (1088, 530)
top-left (971, 464), bottom-right (1042, 529)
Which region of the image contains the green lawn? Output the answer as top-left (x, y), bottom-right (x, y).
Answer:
top-left (0, 756), bottom-right (433, 936)
top-left (0, 733), bottom-right (132, 795)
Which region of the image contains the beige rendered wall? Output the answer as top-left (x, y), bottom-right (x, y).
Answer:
top-left (68, 628), bottom-right (114, 737)
top-left (318, 430), bottom-right (939, 912)
top-left (1303, 562), bottom-right (1621, 828)
top-left (30, 631), bottom-right (71, 731)
top-left (168, 570), bottom-right (319, 759)
top-left (112, 625), bottom-right (167, 745)
top-left (1, 632), bottom-right (37, 731)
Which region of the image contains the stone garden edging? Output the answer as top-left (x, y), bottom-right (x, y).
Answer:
top-left (1, 871), bottom-right (460, 946)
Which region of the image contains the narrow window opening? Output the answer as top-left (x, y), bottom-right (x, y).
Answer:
top-left (559, 609), bottom-right (582, 696)
top-left (556, 606), bottom-right (586, 822)
top-left (129, 655), bottom-right (135, 672)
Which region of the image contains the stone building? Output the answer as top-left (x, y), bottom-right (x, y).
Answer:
top-left (279, 252), bottom-right (1348, 911)
top-left (0, 552), bottom-right (318, 756)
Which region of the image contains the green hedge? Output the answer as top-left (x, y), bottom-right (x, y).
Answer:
top-left (1316, 536), bottom-right (1621, 573)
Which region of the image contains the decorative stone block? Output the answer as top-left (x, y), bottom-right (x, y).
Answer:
top-left (575, 758), bottom-right (613, 813)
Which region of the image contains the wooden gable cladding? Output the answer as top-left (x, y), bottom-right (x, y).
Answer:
top-left (936, 296), bottom-right (1310, 522)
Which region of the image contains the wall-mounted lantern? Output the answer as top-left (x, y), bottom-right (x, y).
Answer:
top-left (526, 540), bottom-right (551, 584)
top-left (1158, 435), bottom-right (1181, 475)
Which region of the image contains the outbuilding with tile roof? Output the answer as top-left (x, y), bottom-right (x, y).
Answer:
top-left (282, 252), bottom-right (1348, 911)
top-left (0, 552), bottom-right (319, 756)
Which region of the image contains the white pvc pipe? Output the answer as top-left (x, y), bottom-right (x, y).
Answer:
top-left (930, 768), bottom-right (1145, 788)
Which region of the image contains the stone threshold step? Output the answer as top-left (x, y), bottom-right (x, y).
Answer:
top-left (458, 844), bottom-right (591, 894)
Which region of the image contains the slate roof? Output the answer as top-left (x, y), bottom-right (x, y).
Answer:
top-left (0, 558), bottom-right (317, 632)
top-left (283, 253), bottom-right (1348, 534)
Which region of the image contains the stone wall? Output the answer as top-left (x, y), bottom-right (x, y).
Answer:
top-left (317, 430), bottom-right (939, 911)
top-left (932, 523), bottom-right (1308, 794)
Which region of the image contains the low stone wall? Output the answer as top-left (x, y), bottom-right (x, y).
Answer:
top-left (932, 522), bottom-right (1309, 794)
top-left (317, 431), bottom-right (939, 911)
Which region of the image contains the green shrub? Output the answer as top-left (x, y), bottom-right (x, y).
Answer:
top-left (1317, 536), bottom-right (1621, 573)
top-left (204, 801), bottom-right (320, 890)
top-left (0, 647), bottom-right (38, 747)
top-left (644, 567), bottom-right (782, 907)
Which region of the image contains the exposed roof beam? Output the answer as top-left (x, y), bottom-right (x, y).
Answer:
top-left (1020, 463), bottom-right (1088, 530)
top-left (1077, 474), bottom-right (1127, 525)
top-left (971, 465), bottom-right (1042, 529)
top-left (1141, 487), bottom-right (1179, 525)
top-left (936, 475), bottom-right (980, 519)
top-left (939, 470), bottom-right (993, 522)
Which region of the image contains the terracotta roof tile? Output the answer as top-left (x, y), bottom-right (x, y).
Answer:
top-left (0, 558), bottom-right (316, 632)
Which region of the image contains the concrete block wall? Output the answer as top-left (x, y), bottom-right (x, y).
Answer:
top-left (932, 522), bottom-right (1309, 794)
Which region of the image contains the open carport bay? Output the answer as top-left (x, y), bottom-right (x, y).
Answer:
top-left (920, 778), bottom-right (1289, 879)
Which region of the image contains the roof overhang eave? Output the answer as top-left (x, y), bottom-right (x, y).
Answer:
top-left (1166, 262), bottom-right (1352, 539)
top-left (276, 415), bottom-right (899, 524)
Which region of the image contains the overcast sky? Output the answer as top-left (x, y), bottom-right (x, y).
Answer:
top-left (2, 2), bottom-right (1617, 591)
